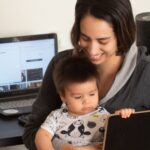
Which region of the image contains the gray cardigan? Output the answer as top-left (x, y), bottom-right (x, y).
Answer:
top-left (23, 45), bottom-right (150, 150)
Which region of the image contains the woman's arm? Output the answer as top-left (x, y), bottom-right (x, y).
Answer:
top-left (23, 58), bottom-right (61, 150)
top-left (23, 50), bottom-right (73, 150)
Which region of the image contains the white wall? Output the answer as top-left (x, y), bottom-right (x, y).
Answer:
top-left (0, 0), bottom-right (150, 52)
top-left (0, 0), bottom-right (76, 51)
top-left (0, 0), bottom-right (150, 150)
top-left (131, 0), bottom-right (150, 15)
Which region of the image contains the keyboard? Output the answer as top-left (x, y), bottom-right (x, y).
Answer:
top-left (0, 97), bottom-right (36, 116)
top-left (0, 98), bottom-right (35, 109)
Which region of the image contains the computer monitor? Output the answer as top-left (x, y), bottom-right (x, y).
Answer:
top-left (0, 33), bottom-right (58, 98)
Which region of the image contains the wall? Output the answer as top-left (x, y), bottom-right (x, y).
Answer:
top-left (0, 0), bottom-right (150, 150)
top-left (0, 0), bottom-right (150, 52)
top-left (0, 0), bottom-right (76, 51)
top-left (131, 0), bottom-right (150, 15)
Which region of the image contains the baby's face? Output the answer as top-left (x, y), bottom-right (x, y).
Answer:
top-left (60, 78), bottom-right (99, 116)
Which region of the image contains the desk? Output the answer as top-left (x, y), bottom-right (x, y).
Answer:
top-left (0, 116), bottom-right (24, 147)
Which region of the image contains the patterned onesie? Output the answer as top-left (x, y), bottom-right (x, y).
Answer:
top-left (41, 105), bottom-right (109, 150)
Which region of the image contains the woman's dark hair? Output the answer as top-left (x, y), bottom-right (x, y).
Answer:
top-left (71, 0), bottom-right (136, 55)
top-left (53, 55), bottom-right (100, 96)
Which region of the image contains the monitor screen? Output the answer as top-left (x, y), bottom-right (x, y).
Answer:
top-left (0, 33), bottom-right (58, 97)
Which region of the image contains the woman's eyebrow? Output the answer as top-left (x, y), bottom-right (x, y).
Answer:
top-left (80, 32), bottom-right (111, 40)
top-left (80, 32), bottom-right (89, 38)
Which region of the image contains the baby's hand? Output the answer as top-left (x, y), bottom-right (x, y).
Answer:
top-left (115, 108), bottom-right (135, 118)
top-left (61, 144), bottom-right (102, 150)
top-left (60, 143), bottom-right (74, 150)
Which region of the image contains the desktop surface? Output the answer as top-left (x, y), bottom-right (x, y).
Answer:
top-left (0, 116), bottom-right (24, 147)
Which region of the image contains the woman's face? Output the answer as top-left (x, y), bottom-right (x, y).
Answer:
top-left (79, 15), bottom-right (118, 65)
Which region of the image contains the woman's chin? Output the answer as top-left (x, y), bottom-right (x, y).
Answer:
top-left (90, 59), bottom-right (105, 65)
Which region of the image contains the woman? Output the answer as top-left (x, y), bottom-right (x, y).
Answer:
top-left (23, 0), bottom-right (150, 149)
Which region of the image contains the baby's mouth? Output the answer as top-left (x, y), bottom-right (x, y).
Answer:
top-left (82, 107), bottom-right (94, 113)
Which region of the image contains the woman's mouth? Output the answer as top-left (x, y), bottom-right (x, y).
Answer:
top-left (90, 53), bottom-right (104, 62)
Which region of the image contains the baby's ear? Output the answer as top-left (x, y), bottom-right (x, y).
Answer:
top-left (60, 94), bottom-right (66, 103)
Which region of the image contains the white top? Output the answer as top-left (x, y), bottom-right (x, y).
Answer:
top-left (41, 106), bottom-right (109, 149)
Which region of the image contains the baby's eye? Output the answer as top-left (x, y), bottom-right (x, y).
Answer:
top-left (89, 93), bottom-right (95, 96)
top-left (74, 96), bottom-right (82, 99)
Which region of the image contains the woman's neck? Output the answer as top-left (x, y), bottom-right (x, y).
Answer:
top-left (97, 55), bottom-right (124, 78)
top-left (97, 55), bottom-right (124, 99)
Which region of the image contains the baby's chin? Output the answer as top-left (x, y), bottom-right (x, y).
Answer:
top-left (69, 107), bottom-right (96, 116)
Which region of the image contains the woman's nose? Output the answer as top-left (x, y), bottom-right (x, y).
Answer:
top-left (87, 41), bottom-right (100, 55)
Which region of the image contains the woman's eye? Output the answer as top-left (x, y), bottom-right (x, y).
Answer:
top-left (98, 40), bottom-right (108, 45)
top-left (83, 38), bottom-right (89, 42)
top-left (81, 36), bottom-right (90, 42)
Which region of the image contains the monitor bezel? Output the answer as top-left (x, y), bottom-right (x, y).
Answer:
top-left (0, 33), bottom-right (58, 98)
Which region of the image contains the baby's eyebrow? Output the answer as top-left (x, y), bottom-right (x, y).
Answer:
top-left (89, 89), bottom-right (97, 93)
top-left (71, 93), bottom-right (81, 96)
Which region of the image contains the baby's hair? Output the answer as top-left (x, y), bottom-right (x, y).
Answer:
top-left (53, 55), bottom-right (100, 96)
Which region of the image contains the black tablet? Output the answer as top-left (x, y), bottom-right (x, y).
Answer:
top-left (103, 110), bottom-right (150, 150)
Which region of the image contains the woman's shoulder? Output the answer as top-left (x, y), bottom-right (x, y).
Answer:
top-left (136, 46), bottom-right (150, 75)
top-left (138, 46), bottom-right (150, 63)
top-left (55, 49), bottom-right (73, 58)
top-left (50, 49), bottom-right (73, 65)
